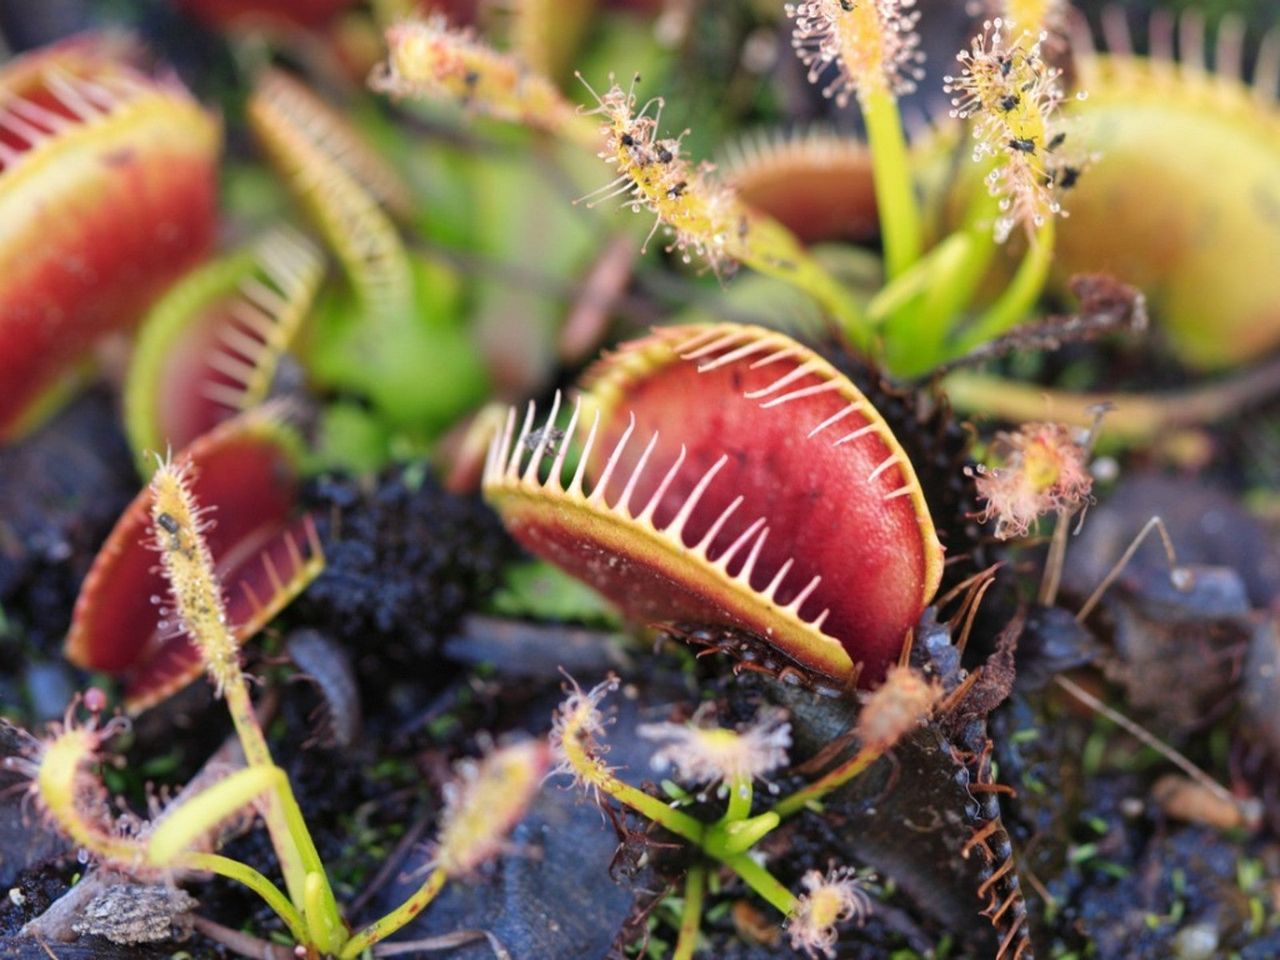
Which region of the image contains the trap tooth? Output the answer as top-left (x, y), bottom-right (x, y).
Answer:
top-left (484, 324), bottom-right (944, 688)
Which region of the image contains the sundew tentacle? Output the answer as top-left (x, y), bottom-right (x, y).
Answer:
top-left (576, 77), bottom-right (871, 343)
top-left (945, 19), bottom-right (1084, 242)
top-left (785, 0), bottom-right (925, 108)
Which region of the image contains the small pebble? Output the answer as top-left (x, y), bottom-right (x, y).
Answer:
top-left (1172, 921), bottom-right (1218, 960)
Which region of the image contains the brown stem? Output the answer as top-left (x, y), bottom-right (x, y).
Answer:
top-left (944, 352), bottom-right (1280, 445)
top-left (191, 914), bottom-right (299, 960)
top-left (1053, 675), bottom-right (1244, 815)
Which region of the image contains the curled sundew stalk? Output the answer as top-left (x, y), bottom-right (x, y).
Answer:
top-left (148, 460), bottom-right (342, 950)
top-left (15, 705), bottom-right (147, 870)
top-left (785, 0), bottom-right (925, 280)
top-left (339, 740), bottom-right (548, 958)
top-left (8, 700), bottom-right (304, 941)
top-left (550, 675), bottom-right (705, 842)
top-left (372, 15), bottom-right (599, 149)
top-left (577, 77), bottom-right (872, 350)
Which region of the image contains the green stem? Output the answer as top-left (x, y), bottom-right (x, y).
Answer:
top-left (889, 188), bottom-right (1002, 376)
top-left (735, 213), bottom-right (870, 352)
top-left (279, 783), bottom-right (344, 948)
top-left (722, 776), bottom-right (752, 824)
top-left (148, 766), bottom-right (286, 864)
top-left (338, 867), bottom-right (447, 959)
top-left (920, 187), bottom-right (1001, 327)
top-left (672, 864), bottom-right (706, 960)
top-left (957, 218), bottom-right (1056, 352)
top-left (220, 675), bottom-right (309, 905)
top-left (773, 745), bottom-right (881, 819)
top-left (724, 854), bottom-right (796, 916)
top-left (866, 235), bottom-right (961, 326)
top-left (873, 232), bottom-right (976, 375)
top-left (306, 871), bottom-right (343, 954)
top-left (180, 853), bottom-right (308, 945)
top-left (705, 812), bottom-right (780, 858)
top-left (605, 777), bottom-right (707, 845)
top-left (221, 672), bottom-right (343, 949)
top-left (908, 233), bottom-right (979, 369)
top-left (862, 88), bottom-right (921, 280)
